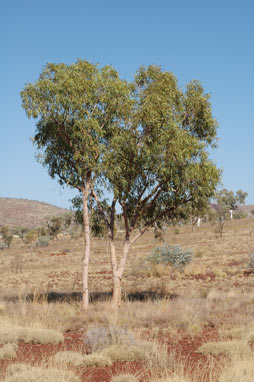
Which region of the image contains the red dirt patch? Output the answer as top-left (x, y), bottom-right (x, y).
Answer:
top-left (0, 329), bottom-right (224, 382)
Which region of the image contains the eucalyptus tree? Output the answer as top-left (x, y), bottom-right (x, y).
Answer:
top-left (212, 188), bottom-right (248, 236)
top-left (20, 59), bottom-right (131, 309)
top-left (91, 65), bottom-right (221, 308)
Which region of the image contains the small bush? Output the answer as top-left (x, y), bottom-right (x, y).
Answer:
top-left (0, 242), bottom-right (8, 250)
top-left (84, 325), bottom-right (135, 352)
top-left (146, 244), bottom-right (192, 271)
top-left (35, 236), bottom-right (50, 247)
top-left (233, 211), bottom-right (247, 219)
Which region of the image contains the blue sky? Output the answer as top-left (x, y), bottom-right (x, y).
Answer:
top-left (1, 0), bottom-right (253, 208)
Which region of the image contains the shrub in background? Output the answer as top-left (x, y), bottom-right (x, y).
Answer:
top-left (248, 253), bottom-right (254, 269)
top-left (233, 211), bottom-right (248, 219)
top-left (146, 244), bottom-right (192, 271)
top-left (35, 236), bottom-right (50, 247)
top-left (0, 242), bottom-right (8, 250)
top-left (0, 226), bottom-right (13, 248)
top-left (84, 325), bottom-right (135, 353)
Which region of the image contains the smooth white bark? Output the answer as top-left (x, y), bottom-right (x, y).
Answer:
top-left (82, 180), bottom-right (91, 310)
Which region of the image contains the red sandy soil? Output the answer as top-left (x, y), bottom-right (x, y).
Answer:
top-left (0, 328), bottom-right (223, 382)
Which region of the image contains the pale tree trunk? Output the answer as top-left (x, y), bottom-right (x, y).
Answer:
top-left (82, 178), bottom-right (91, 310)
top-left (110, 235), bottom-right (131, 309)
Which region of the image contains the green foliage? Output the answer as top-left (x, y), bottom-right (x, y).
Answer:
top-left (21, 60), bottom-right (220, 239)
top-left (211, 188), bottom-right (248, 236)
top-left (45, 216), bottom-right (62, 240)
top-left (12, 227), bottom-right (29, 243)
top-left (102, 65), bottom-right (220, 237)
top-left (62, 212), bottom-right (73, 229)
top-left (0, 226), bottom-right (13, 247)
top-left (71, 195), bottom-right (107, 238)
top-left (147, 244), bottom-right (192, 271)
top-left (0, 242), bottom-right (8, 250)
top-left (24, 229), bottom-right (38, 245)
top-left (233, 211), bottom-right (248, 220)
top-left (36, 226), bottom-right (47, 237)
top-left (20, 59), bottom-right (131, 191)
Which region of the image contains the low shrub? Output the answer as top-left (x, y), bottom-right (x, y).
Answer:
top-left (0, 242), bottom-right (8, 250)
top-left (84, 325), bottom-right (135, 352)
top-left (146, 244), bottom-right (192, 271)
top-left (233, 211), bottom-right (247, 219)
top-left (35, 236), bottom-right (50, 247)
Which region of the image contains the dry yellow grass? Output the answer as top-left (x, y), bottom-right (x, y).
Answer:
top-left (3, 363), bottom-right (80, 382)
top-left (0, 319), bottom-right (64, 344)
top-left (196, 340), bottom-right (251, 356)
top-left (219, 356), bottom-right (254, 382)
top-left (1, 218), bottom-right (254, 382)
top-left (111, 374), bottom-right (138, 382)
top-left (52, 350), bottom-right (112, 367)
top-left (0, 343), bottom-right (18, 359)
top-left (0, 218), bottom-right (254, 300)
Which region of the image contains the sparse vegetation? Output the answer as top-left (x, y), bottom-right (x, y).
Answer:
top-left (196, 340), bottom-right (250, 356)
top-left (0, 321), bottom-right (64, 344)
top-left (4, 363), bottom-right (80, 382)
top-left (0, 216), bottom-right (254, 382)
top-left (52, 351), bottom-right (112, 367)
top-left (0, 226), bottom-right (13, 247)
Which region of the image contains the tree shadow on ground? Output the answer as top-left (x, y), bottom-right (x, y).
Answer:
top-left (3, 291), bottom-right (178, 303)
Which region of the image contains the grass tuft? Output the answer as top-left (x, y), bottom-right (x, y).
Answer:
top-left (102, 343), bottom-right (147, 361)
top-left (196, 340), bottom-right (250, 356)
top-left (219, 357), bottom-right (254, 382)
top-left (52, 351), bottom-right (112, 367)
top-left (0, 343), bottom-right (18, 359)
top-left (3, 363), bottom-right (80, 382)
top-left (111, 374), bottom-right (138, 382)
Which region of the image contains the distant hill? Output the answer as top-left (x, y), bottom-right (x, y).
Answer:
top-left (0, 198), bottom-right (71, 228)
top-left (238, 204), bottom-right (254, 216)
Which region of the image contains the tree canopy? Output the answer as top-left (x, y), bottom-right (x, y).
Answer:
top-left (21, 60), bottom-right (221, 309)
